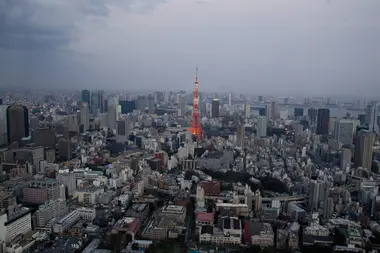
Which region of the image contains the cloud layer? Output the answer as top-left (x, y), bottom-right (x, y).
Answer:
top-left (0, 0), bottom-right (380, 96)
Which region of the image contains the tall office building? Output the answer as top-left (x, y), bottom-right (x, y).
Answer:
top-left (90, 91), bottom-right (101, 115)
top-left (316, 108), bottom-right (330, 135)
top-left (81, 89), bottom-right (91, 106)
top-left (79, 103), bottom-right (90, 132)
top-left (365, 103), bottom-right (375, 131)
top-left (355, 130), bottom-right (374, 169)
top-left (308, 180), bottom-right (320, 211)
top-left (244, 104), bottom-right (250, 118)
top-left (58, 139), bottom-right (71, 161)
top-left (116, 118), bottom-right (132, 143)
top-left (258, 108), bottom-right (266, 117)
top-left (211, 99), bottom-right (220, 118)
top-left (107, 99), bottom-right (118, 131)
top-left (147, 94), bottom-right (155, 113)
top-left (119, 100), bottom-right (135, 114)
top-left (179, 95), bottom-right (187, 117)
top-left (266, 102), bottom-right (276, 120)
top-left (99, 90), bottom-right (105, 113)
top-left (323, 198), bottom-right (334, 219)
top-left (0, 105), bottom-right (8, 145)
top-left (308, 108), bottom-right (318, 124)
top-left (67, 114), bottom-right (79, 133)
top-left (56, 172), bottom-right (77, 195)
top-left (136, 96), bottom-right (147, 111)
top-left (32, 128), bottom-right (56, 148)
top-left (236, 124), bottom-right (245, 148)
top-left (294, 108), bottom-right (304, 117)
top-left (256, 116), bottom-right (268, 137)
top-left (6, 105), bottom-right (29, 144)
top-left (228, 93), bottom-right (232, 107)
top-left (358, 114), bottom-right (366, 125)
top-left (341, 148), bottom-right (352, 171)
top-left (333, 119), bottom-right (354, 145)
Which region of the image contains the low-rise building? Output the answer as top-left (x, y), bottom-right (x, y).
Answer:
top-left (157, 205), bottom-right (186, 226)
top-left (125, 204), bottom-right (150, 225)
top-left (53, 210), bottom-right (80, 234)
top-left (35, 198), bottom-right (68, 227)
top-left (141, 217), bottom-right (176, 240)
top-left (244, 221), bottom-right (274, 247)
top-left (195, 212), bottom-right (214, 226)
top-left (112, 217), bottom-right (141, 241)
top-left (199, 217), bottom-right (241, 245)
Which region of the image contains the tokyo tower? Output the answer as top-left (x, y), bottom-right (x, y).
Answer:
top-left (189, 68), bottom-right (202, 139)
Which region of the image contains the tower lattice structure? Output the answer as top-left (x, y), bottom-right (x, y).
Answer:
top-left (189, 68), bottom-right (202, 139)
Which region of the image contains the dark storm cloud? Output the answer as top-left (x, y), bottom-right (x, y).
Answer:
top-left (0, 0), bottom-right (165, 49)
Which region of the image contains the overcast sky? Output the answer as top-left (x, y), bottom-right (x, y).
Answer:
top-left (0, 0), bottom-right (379, 96)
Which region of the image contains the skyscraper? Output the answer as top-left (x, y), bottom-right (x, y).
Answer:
top-left (81, 89), bottom-right (91, 106)
top-left (355, 130), bottom-right (374, 169)
top-left (179, 95), bottom-right (187, 116)
top-left (0, 105), bottom-right (8, 145)
top-left (316, 108), bottom-right (330, 135)
top-left (236, 124), bottom-right (245, 147)
top-left (256, 116), bottom-right (268, 137)
top-left (308, 180), bottom-right (320, 211)
top-left (244, 104), bottom-right (250, 118)
top-left (294, 108), bottom-right (304, 117)
top-left (116, 118), bottom-right (132, 143)
top-left (91, 91), bottom-right (100, 114)
top-left (211, 99), bottom-right (220, 118)
top-left (98, 90), bottom-right (105, 113)
top-left (266, 102), bottom-right (276, 120)
top-left (119, 100), bottom-right (136, 114)
top-left (308, 108), bottom-right (318, 124)
top-left (136, 96), bottom-right (147, 111)
top-left (341, 148), bottom-right (352, 171)
top-left (107, 98), bottom-right (118, 131)
top-left (365, 103), bottom-right (375, 131)
top-left (79, 103), bottom-right (90, 132)
top-left (6, 105), bottom-right (29, 144)
top-left (228, 92), bottom-right (232, 107)
top-left (333, 119), bottom-right (354, 145)
top-left (147, 94), bottom-right (155, 113)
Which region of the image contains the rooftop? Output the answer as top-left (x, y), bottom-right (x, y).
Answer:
top-left (195, 212), bottom-right (214, 223)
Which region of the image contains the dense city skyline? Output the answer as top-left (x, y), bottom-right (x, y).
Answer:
top-left (1, 0), bottom-right (380, 95)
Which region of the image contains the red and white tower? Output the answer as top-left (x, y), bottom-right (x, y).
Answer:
top-left (189, 68), bottom-right (202, 139)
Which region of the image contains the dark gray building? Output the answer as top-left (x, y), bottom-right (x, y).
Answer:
top-left (6, 105), bottom-right (29, 144)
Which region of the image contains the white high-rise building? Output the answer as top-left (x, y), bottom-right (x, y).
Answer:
top-left (228, 93), bottom-right (232, 107)
top-left (334, 119), bottom-right (354, 145)
top-left (244, 104), bottom-right (250, 118)
top-left (256, 116), bottom-right (268, 137)
top-left (57, 171), bottom-right (77, 195)
top-left (116, 116), bottom-right (133, 143)
top-left (35, 198), bottom-right (68, 227)
top-left (0, 208), bottom-right (32, 243)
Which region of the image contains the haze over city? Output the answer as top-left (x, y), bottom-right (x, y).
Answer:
top-left (1, 0), bottom-right (380, 96)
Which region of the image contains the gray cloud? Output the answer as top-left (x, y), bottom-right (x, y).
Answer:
top-left (0, 0), bottom-right (165, 49)
top-left (0, 0), bottom-right (380, 96)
